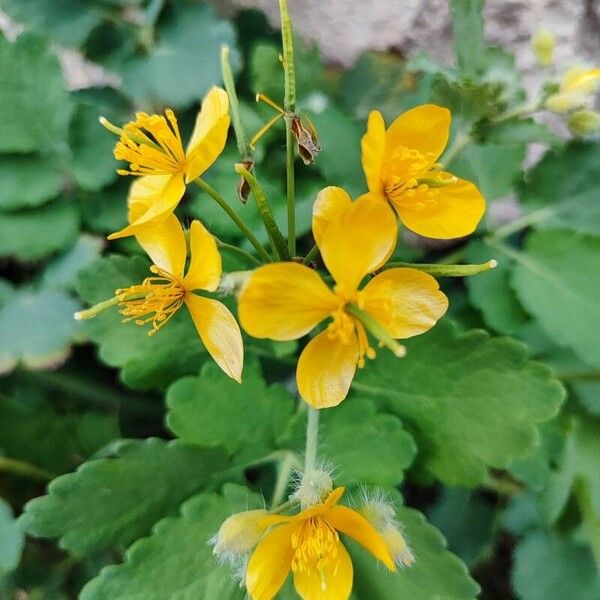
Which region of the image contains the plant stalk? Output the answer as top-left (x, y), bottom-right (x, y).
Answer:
top-left (304, 406), bottom-right (320, 475)
top-left (384, 259), bottom-right (497, 276)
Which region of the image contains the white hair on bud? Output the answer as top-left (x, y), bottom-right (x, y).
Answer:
top-left (292, 462), bottom-right (334, 509)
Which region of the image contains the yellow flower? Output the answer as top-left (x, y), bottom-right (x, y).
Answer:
top-left (245, 487), bottom-right (396, 600)
top-left (545, 67), bottom-right (600, 113)
top-left (361, 104), bottom-right (485, 239)
top-left (531, 28), bottom-right (554, 67)
top-left (238, 187), bottom-right (448, 408)
top-left (116, 195), bottom-right (243, 382)
top-left (101, 87), bottom-right (230, 239)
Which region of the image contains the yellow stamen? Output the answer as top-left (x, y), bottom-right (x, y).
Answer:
top-left (117, 266), bottom-right (185, 335)
top-left (250, 93), bottom-right (286, 148)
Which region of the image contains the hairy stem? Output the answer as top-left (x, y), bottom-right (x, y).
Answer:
top-left (384, 259), bottom-right (497, 276)
top-left (304, 406), bottom-right (320, 474)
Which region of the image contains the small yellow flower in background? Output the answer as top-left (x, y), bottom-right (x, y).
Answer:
top-left (101, 86), bottom-right (230, 239)
top-left (361, 104), bottom-right (485, 239)
top-left (245, 487), bottom-right (396, 600)
top-left (116, 189), bottom-right (243, 381)
top-left (545, 67), bottom-right (600, 113)
top-left (238, 187), bottom-right (448, 408)
top-left (531, 27), bottom-right (555, 67)
top-left (567, 109), bottom-right (600, 137)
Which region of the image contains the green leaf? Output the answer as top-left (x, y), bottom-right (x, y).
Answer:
top-left (351, 502), bottom-right (479, 599)
top-left (166, 361), bottom-right (295, 462)
top-left (0, 397), bottom-right (119, 474)
top-left (311, 105), bottom-right (365, 198)
top-left (76, 255), bottom-right (208, 390)
top-left (0, 289), bottom-right (81, 374)
top-left (0, 155), bottom-right (64, 211)
top-left (451, 143), bottom-right (525, 200)
top-left (1, 0), bottom-right (101, 47)
top-left (0, 499), bottom-right (24, 574)
top-left (486, 118), bottom-right (559, 145)
top-left (108, 3), bottom-right (238, 108)
top-left (450, 0), bottom-right (486, 78)
top-left (80, 180), bottom-right (129, 235)
top-left (519, 142), bottom-right (600, 236)
top-left (21, 439), bottom-right (233, 554)
top-left (278, 399), bottom-right (417, 487)
top-left (465, 240), bottom-right (529, 336)
top-left (0, 33), bottom-right (73, 153)
top-left (79, 484), bottom-right (257, 600)
top-left (351, 320), bottom-right (565, 485)
top-left (0, 200), bottom-right (80, 261)
top-left (541, 417), bottom-right (600, 524)
top-left (510, 229), bottom-right (600, 367)
top-left (512, 530), bottom-right (600, 600)
top-left (42, 235), bottom-right (104, 292)
top-left (427, 488), bottom-right (495, 567)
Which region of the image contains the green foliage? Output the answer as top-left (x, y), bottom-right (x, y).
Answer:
top-left (450, 0), bottom-right (486, 79)
top-left (351, 320), bottom-right (564, 485)
top-left (0, 499), bottom-right (24, 574)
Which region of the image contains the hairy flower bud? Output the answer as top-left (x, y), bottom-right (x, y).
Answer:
top-left (531, 28), bottom-right (554, 67)
top-left (292, 467), bottom-right (333, 508)
top-left (211, 509), bottom-right (269, 563)
top-left (567, 109), bottom-right (600, 137)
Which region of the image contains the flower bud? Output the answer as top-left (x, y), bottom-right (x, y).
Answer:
top-left (211, 509), bottom-right (269, 563)
top-left (292, 467), bottom-right (333, 508)
top-left (531, 28), bottom-right (554, 67)
top-left (359, 496), bottom-right (415, 568)
top-left (567, 109), bottom-right (600, 137)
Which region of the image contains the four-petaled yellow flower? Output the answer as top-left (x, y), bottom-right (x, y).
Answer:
top-left (238, 187), bottom-right (448, 408)
top-left (101, 86), bottom-right (230, 239)
top-left (246, 487), bottom-right (396, 600)
top-left (361, 104), bottom-right (485, 239)
top-left (116, 196), bottom-right (243, 382)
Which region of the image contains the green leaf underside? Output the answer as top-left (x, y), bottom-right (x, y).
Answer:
top-left (0, 499), bottom-right (24, 574)
top-left (21, 439), bottom-right (235, 554)
top-left (511, 229), bottom-right (600, 368)
top-left (351, 319), bottom-right (564, 485)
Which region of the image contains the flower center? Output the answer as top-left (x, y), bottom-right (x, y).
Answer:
top-left (382, 146), bottom-right (452, 210)
top-left (116, 266), bottom-right (185, 335)
top-left (107, 110), bottom-right (187, 177)
top-left (291, 518), bottom-right (340, 591)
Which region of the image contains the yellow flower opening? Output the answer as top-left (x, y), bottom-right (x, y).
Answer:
top-left (116, 205), bottom-right (243, 382)
top-left (101, 86), bottom-right (230, 239)
top-left (238, 187), bottom-right (448, 408)
top-left (361, 104), bottom-right (485, 239)
top-left (245, 487), bottom-right (396, 600)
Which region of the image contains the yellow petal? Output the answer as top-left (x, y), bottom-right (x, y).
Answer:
top-left (385, 104), bottom-right (450, 162)
top-left (361, 268), bottom-right (448, 338)
top-left (183, 220), bottom-right (222, 292)
top-left (185, 86), bottom-right (230, 182)
top-left (246, 523), bottom-right (295, 600)
top-left (108, 174), bottom-right (186, 240)
top-left (394, 175), bottom-right (485, 239)
top-left (184, 294), bottom-right (243, 382)
top-left (326, 505), bottom-right (395, 571)
top-left (317, 194), bottom-right (397, 293)
top-left (135, 214), bottom-right (187, 279)
top-left (312, 186), bottom-right (353, 250)
top-left (293, 538), bottom-right (353, 600)
top-left (238, 263), bottom-right (337, 341)
top-left (296, 329), bottom-right (358, 409)
top-left (361, 110), bottom-right (386, 192)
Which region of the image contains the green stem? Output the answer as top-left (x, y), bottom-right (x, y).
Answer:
top-left (574, 478), bottom-right (600, 571)
top-left (304, 406), bottom-right (320, 474)
top-left (346, 303), bottom-right (406, 358)
top-left (235, 165), bottom-right (290, 260)
top-left (220, 45), bottom-right (251, 158)
top-left (556, 370), bottom-right (600, 382)
top-left (492, 98), bottom-right (543, 124)
top-left (384, 259), bottom-right (497, 276)
top-left (216, 239), bottom-right (261, 267)
top-left (0, 457), bottom-right (55, 481)
top-left (194, 178), bottom-right (271, 263)
top-left (285, 121), bottom-right (296, 256)
top-left (302, 243), bottom-right (320, 265)
top-left (489, 206), bottom-right (554, 241)
top-left (279, 0), bottom-right (297, 256)
top-left (441, 129), bottom-right (471, 167)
